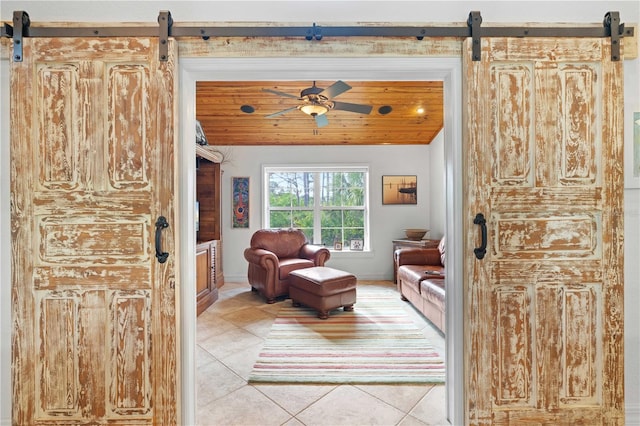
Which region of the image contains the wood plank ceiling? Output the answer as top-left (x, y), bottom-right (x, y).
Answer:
top-left (196, 80), bottom-right (443, 145)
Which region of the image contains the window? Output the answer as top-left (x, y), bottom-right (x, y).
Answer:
top-left (263, 165), bottom-right (369, 250)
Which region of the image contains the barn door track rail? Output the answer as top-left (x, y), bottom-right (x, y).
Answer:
top-left (2, 10), bottom-right (634, 62)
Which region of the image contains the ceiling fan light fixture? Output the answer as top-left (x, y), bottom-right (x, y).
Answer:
top-left (300, 103), bottom-right (329, 117)
top-left (263, 80), bottom-right (370, 127)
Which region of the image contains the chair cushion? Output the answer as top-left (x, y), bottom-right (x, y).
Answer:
top-left (397, 265), bottom-right (443, 294)
top-left (278, 258), bottom-right (315, 279)
top-left (421, 278), bottom-right (445, 309)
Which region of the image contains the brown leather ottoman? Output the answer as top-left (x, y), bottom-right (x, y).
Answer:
top-left (289, 266), bottom-right (357, 319)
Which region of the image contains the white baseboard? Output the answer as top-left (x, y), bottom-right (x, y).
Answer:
top-left (627, 403), bottom-right (640, 425)
top-left (224, 274), bottom-right (249, 283)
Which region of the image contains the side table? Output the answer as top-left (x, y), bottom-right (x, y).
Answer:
top-left (392, 238), bottom-right (440, 283)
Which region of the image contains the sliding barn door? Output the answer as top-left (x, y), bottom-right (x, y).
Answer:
top-left (464, 37), bottom-right (624, 424)
top-left (11, 37), bottom-right (178, 424)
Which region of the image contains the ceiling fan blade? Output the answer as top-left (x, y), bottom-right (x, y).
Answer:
top-left (265, 106), bottom-right (298, 118)
top-left (314, 114), bottom-right (329, 128)
top-left (320, 80), bottom-right (351, 99)
top-left (262, 88), bottom-right (300, 99)
top-left (332, 101), bottom-right (373, 115)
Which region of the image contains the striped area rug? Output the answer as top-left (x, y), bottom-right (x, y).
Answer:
top-left (248, 290), bottom-right (445, 384)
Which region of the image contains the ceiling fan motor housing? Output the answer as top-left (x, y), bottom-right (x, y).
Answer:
top-left (300, 84), bottom-right (324, 98)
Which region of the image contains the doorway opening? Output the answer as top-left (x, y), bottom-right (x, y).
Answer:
top-left (179, 57), bottom-right (464, 425)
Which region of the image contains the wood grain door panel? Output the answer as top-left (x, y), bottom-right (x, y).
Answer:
top-left (464, 37), bottom-right (623, 424)
top-left (11, 37), bottom-right (178, 424)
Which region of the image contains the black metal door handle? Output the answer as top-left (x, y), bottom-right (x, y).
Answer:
top-left (473, 213), bottom-right (487, 260)
top-left (155, 216), bottom-right (169, 264)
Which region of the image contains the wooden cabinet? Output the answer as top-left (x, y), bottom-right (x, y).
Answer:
top-left (196, 147), bottom-right (224, 315)
top-left (212, 239), bottom-right (224, 291)
top-left (196, 156), bottom-right (221, 243)
top-left (196, 241), bottom-right (219, 316)
top-left (392, 238), bottom-right (440, 283)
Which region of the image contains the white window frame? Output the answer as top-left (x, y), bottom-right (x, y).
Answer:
top-left (262, 164), bottom-right (370, 251)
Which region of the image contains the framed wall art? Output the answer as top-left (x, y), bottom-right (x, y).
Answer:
top-left (232, 177), bottom-right (249, 228)
top-left (350, 239), bottom-right (364, 251)
top-left (382, 175), bottom-right (417, 205)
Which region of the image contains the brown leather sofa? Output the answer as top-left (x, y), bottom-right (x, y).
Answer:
top-left (244, 228), bottom-right (331, 303)
top-left (395, 238), bottom-right (446, 333)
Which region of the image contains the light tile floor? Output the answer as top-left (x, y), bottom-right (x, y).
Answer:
top-left (196, 280), bottom-right (448, 426)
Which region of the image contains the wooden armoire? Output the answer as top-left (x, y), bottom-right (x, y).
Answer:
top-left (195, 146), bottom-right (224, 315)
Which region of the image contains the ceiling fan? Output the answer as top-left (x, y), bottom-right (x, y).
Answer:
top-left (262, 80), bottom-right (373, 128)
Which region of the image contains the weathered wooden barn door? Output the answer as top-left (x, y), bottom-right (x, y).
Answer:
top-left (464, 37), bottom-right (624, 424)
top-left (10, 37), bottom-right (178, 424)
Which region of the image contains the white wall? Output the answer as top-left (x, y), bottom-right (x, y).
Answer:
top-left (0, 47), bottom-right (10, 426)
top-left (429, 128), bottom-right (446, 240)
top-left (1, 1), bottom-right (639, 425)
top-left (218, 141), bottom-right (444, 282)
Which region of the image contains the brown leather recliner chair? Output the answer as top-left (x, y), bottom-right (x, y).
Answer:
top-left (244, 228), bottom-right (331, 303)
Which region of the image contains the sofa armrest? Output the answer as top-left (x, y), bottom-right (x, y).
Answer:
top-left (395, 247), bottom-right (442, 267)
top-left (244, 247), bottom-right (279, 271)
top-left (299, 244), bottom-right (331, 266)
